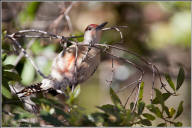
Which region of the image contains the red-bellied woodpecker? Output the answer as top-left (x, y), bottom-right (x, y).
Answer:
top-left (16, 22), bottom-right (108, 97)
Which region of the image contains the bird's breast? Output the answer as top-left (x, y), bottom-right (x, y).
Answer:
top-left (51, 45), bottom-right (101, 84)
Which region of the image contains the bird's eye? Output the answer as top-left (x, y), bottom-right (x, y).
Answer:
top-left (86, 27), bottom-right (91, 31)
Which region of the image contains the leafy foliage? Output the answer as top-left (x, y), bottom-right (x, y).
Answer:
top-left (2, 2), bottom-right (187, 126)
top-left (2, 60), bottom-right (185, 126)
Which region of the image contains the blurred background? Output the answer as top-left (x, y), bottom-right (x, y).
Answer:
top-left (2, 1), bottom-right (191, 126)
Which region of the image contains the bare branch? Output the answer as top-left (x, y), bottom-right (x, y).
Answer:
top-left (49, 2), bottom-right (75, 33)
top-left (13, 39), bottom-right (35, 66)
top-left (6, 34), bottom-right (47, 79)
top-left (102, 26), bottom-right (128, 43)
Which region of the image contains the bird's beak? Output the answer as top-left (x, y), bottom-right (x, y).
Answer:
top-left (96, 22), bottom-right (108, 31)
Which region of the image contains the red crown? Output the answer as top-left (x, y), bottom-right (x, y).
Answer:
top-left (85, 24), bottom-right (98, 31)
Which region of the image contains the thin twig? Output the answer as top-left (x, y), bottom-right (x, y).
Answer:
top-left (124, 85), bottom-right (138, 108)
top-left (132, 82), bottom-right (142, 112)
top-left (13, 39), bottom-right (35, 66)
top-left (106, 57), bottom-right (115, 87)
top-left (102, 26), bottom-right (128, 43)
top-left (49, 2), bottom-right (75, 33)
top-left (6, 34), bottom-right (47, 79)
top-left (151, 65), bottom-right (155, 102)
top-left (5, 24), bottom-right (173, 110)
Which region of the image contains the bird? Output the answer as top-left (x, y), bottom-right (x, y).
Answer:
top-left (16, 22), bottom-right (108, 98)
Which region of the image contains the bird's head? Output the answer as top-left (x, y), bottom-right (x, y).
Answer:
top-left (83, 22), bottom-right (108, 44)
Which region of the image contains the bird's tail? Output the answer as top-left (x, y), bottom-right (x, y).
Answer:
top-left (16, 79), bottom-right (63, 98)
top-left (16, 82), bottom-right (43, 98)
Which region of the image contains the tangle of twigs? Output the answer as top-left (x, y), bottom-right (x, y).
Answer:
top-left (5, 24), bottom-right (172, 113)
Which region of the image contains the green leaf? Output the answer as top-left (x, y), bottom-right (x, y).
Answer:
top-left (164, 106), bottom-right (171, 118)
top-left (138, 102), bottom-right (145, 115)
top-left (72, 85), bottom-right (81, 99)
top-left (13, 107), bottom-right (35, 120)
top-left (3, 70), bottom-right (21, 82)
top-left (174, 101), bottom-right (184, 119)
top-left (90, 112), bottom-right (107, 126)
top-left (110, 87), bottom-right (122, 106)
top-left (19, 122), bottom-right (40, 127)
top-left (97, 104), bottom-right (119, 115)
top-left (67, 85), bottom-right (81, 104)
top-left (40, 110), bottom-right (64, 126)
top-left (147, 104), bottom-right (162, 118)
top-left (154, 88), bottom-right (163, 104)
top-left (142, 113), bottom-right (155, 121)
top-left (151, 97), bottom-right (159, 104)
top-left (2, 85), bottom-right (12, 99)
top-left (138, 82), bottom-right (144, 102)
top-left (157, 123), bottom-right (166, 127)
top-left (176, 67), bottom-right (185, 90)
top-left (18, 2), bottom-right (40, 25)
top-left (21, 59), bottom-right (35, 85)
top-left (31, 40), bottom-right (44, 55)
top-left (165, 74), bottom-right (175, 91)
top-left (130, 102), bottom-right (134, 110)
top-left (14, 112), bottom-right (35, 120)
top-left (3, 64), bottom-right (15, 70)
top-left (2, 53), bottom-right (7, 61)
top-left (31, 97), bottom-right (63, 108)
top-left (169, 107), bottom-right (176, 118)
top-left (140, 119), bottom-right (152, 126)
top-left (54, 107), bottom-right (70, 120)
top-left (164, 106), bottom-right (176, 118)
top-left (174, 122), bottom-right (182, 127)
top-left (152, 88), bottom-right (166, 105)
top-left (162, 93), bottom-right (171, 101)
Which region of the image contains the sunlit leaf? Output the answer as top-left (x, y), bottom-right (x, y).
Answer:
top-left (138, 82), bottom-right (144, 102)
top-left (165, 74), bottom-right (175, 91)
top-left (174, 101), bottom-right (184, 119)
top-left (2, 85), bottom-right (12, 99)
top-left (67, 85), bottom-right (81, 105)
top-left (21, 60), bottom-right (35, 85)
top-left (73, 85), bottom-right (81, 99)
top-left (176, 67), bottom-right (185, 90)
top-left (169, 107), bottom-right (176, 117)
